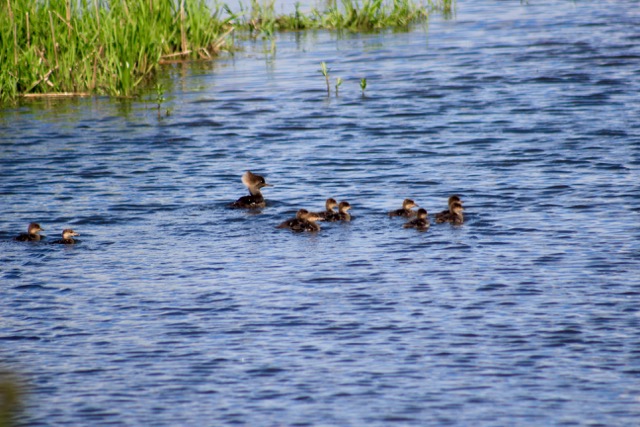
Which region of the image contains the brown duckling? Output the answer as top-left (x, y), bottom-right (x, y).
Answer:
top-left (51, 229), bottom-right (80, 245)
top-left (403, 208), bottom-right (430, 231)
top-left (336, 201), bottom-right (352, 221)
top-left (14, 223), bottom-right (45, 242)
top-left (435, 202), bottom-right (464, 225)
top-left (277, 209), bottom-right (308, 230)
top-left (313, 198), bottom-right (338, 221)
top-left (435, 195), bottom-right (462, 222)
top-left (277, 209), bottom-right (323, 232)
top-left (299, 211), bottom-right (323, 232)
top-left (229, 171), bottom-right (272, 209)
top-left (389, 199), bottom-right (419, 218)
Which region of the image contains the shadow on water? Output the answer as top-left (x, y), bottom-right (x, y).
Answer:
top-left (0, 369), bottom-right (23, 427)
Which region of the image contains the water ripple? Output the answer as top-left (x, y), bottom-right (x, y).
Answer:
top-left (1, 1), bottom-right (640, 426)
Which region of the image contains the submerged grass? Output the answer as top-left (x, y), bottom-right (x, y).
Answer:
top-left (1, 0), bottom-right (455, 104)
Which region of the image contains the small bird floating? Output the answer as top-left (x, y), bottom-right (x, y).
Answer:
top-left (435, 195), bottom-right (462, 223)
top-left (229, 171), bottom-right (272, 209)
top-left (336, 201), bottom-right (352, 222)
top-left (403, 208), bottom-right (430, 231)
top-left (14, 223), bottom-right (45, 242)
top-left (277, 209), bottom-right (323, 232)
top-left (436, 201), bottom-right (464, 225)
top-left (51, 229), bottom-right (80, 245)
top-left (389, 199), bottom-right (419, 218)
top-left (313, 198), bottom-right (338, 221)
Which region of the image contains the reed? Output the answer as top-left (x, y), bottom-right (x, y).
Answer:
top-left (0, 0), bottom-right (232, 103)
top-left (233, 0), bottom-right (454, 33)
top-left (155, 82), bottom-right (165, 112)
top-left (320, 61), bottom-right (331, 95)
top-left (1, 0), bottom-right (455, 104)
top-left (319, 0), bottom-right (428, 31)
top-left (335, 77), bottom-right (343, 96)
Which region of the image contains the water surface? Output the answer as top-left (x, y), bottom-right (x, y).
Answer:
top-left (1, 0), bottom-right (640, 425)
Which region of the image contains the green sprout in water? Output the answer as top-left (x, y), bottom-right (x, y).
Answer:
top-left (320, 61), bottom-right (331, 96)
top-left (154, 83), bottom-right (171, 117)
top-left (155, 83), bottom-right (165, 111)
top-left (264, 38), bottom-right (276, 58)
top-left (360, 77), bottom-right (367, 96)
top-left (335, 77), bottom-right (343, 97)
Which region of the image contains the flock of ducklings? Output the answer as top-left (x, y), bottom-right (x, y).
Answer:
top-left (12, 171), bottom-right (464, 243)
top-left (231, 171), bottom-right (464, 233)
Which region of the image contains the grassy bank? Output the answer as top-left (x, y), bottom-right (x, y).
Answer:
top-left (0, 0), bottom-right (231, 103)
top-left (238, 0), bottom-right (454, 36)
top-left (0, 0), bottom-right (454, 104)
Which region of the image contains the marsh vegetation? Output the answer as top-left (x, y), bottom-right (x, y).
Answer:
top-left (0, 0), bottom-right (454, 104)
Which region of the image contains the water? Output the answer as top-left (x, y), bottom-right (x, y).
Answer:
top-left (2, 0), bottom-right (640, 425)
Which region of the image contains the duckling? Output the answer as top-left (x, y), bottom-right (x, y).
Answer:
top-left (299, 211), bottom-right (323, 232)
top-left (277, 209), bottom-right (323, 232)
top-left (229, 171), bottom-right (272, 209)
top-left (51, 229), bottom-right (80, 245)
top-left (277, 209), bottom-right (308, 231)
top-left (336, 201), bottom-right (352, 221)
top-left (14, 223), bottom-right (44, 242)
top-left (403, 208), bottom-right (430, 231)
top-left (313, 198), bottom-right (338, 221)
top-left (388, 199), bottom-right (419, 218)
top-left (435, 202), bottom-right (464, 225)
top-left (435, 195), bottom-right (462, 222)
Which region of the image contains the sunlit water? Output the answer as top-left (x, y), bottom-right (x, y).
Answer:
top-left (1, 0), bottom-right (639, 425)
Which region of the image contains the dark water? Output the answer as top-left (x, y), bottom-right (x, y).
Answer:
top-left (2, 0), bottom-right (640, 425)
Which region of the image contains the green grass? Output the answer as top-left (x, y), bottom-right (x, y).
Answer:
top-left (319, 0), bottom-right (428, 31)
top-left (0, 0), bottom-right (232, 103)
top-left (233, 0), bottom-right (454, 33)
top-left (0, 0), bottom-right (455, 104)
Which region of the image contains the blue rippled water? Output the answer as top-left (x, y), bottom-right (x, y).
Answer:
top-left (1, 0), bottom-right (639, 425)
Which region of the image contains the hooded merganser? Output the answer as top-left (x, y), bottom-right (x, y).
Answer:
top-left (14, 223), bottom-right (44, 241)
top-left (336, 201), bottom-right (352, 221)
top-left (435, 195), bottom-right (462, 222)
top-left (276, 209), bottom-right (323, 232)
top-left (313, 198), bottom-right (338, 221)
top-left (51, 229), bottom-right (80, 244)
top-left (435, 202), bottom-right (464, 225)
top-left (229, 171), bottom-right (272, 209)
top-left (403, 208), bottom-right (429, 231)
top-left (388, 199), bottom-right (419, 217)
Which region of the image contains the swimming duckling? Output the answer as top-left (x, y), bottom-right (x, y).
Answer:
top-left (403, 208), bottom-right (430, 231)
top-left (435, 195), bottom-right (462, 222)
top-left (14, 223), bottom-right (44, 242)
top-left (299, 211), bottom-right (323, 232)
top-left (229, 171), bottom-right (272, 209)
top-left (313, 198), bottom-right (338, 221)
top-left (51, 229), bottom-right (80, 244)
top-left (277, 209), bottom-right (323, 232)
top-left (336, 201), bottom-right (352, 221)
top-left (388, 199), bottom-right (419, 218)
top-left (435, 202), bottom-right (464, 225)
